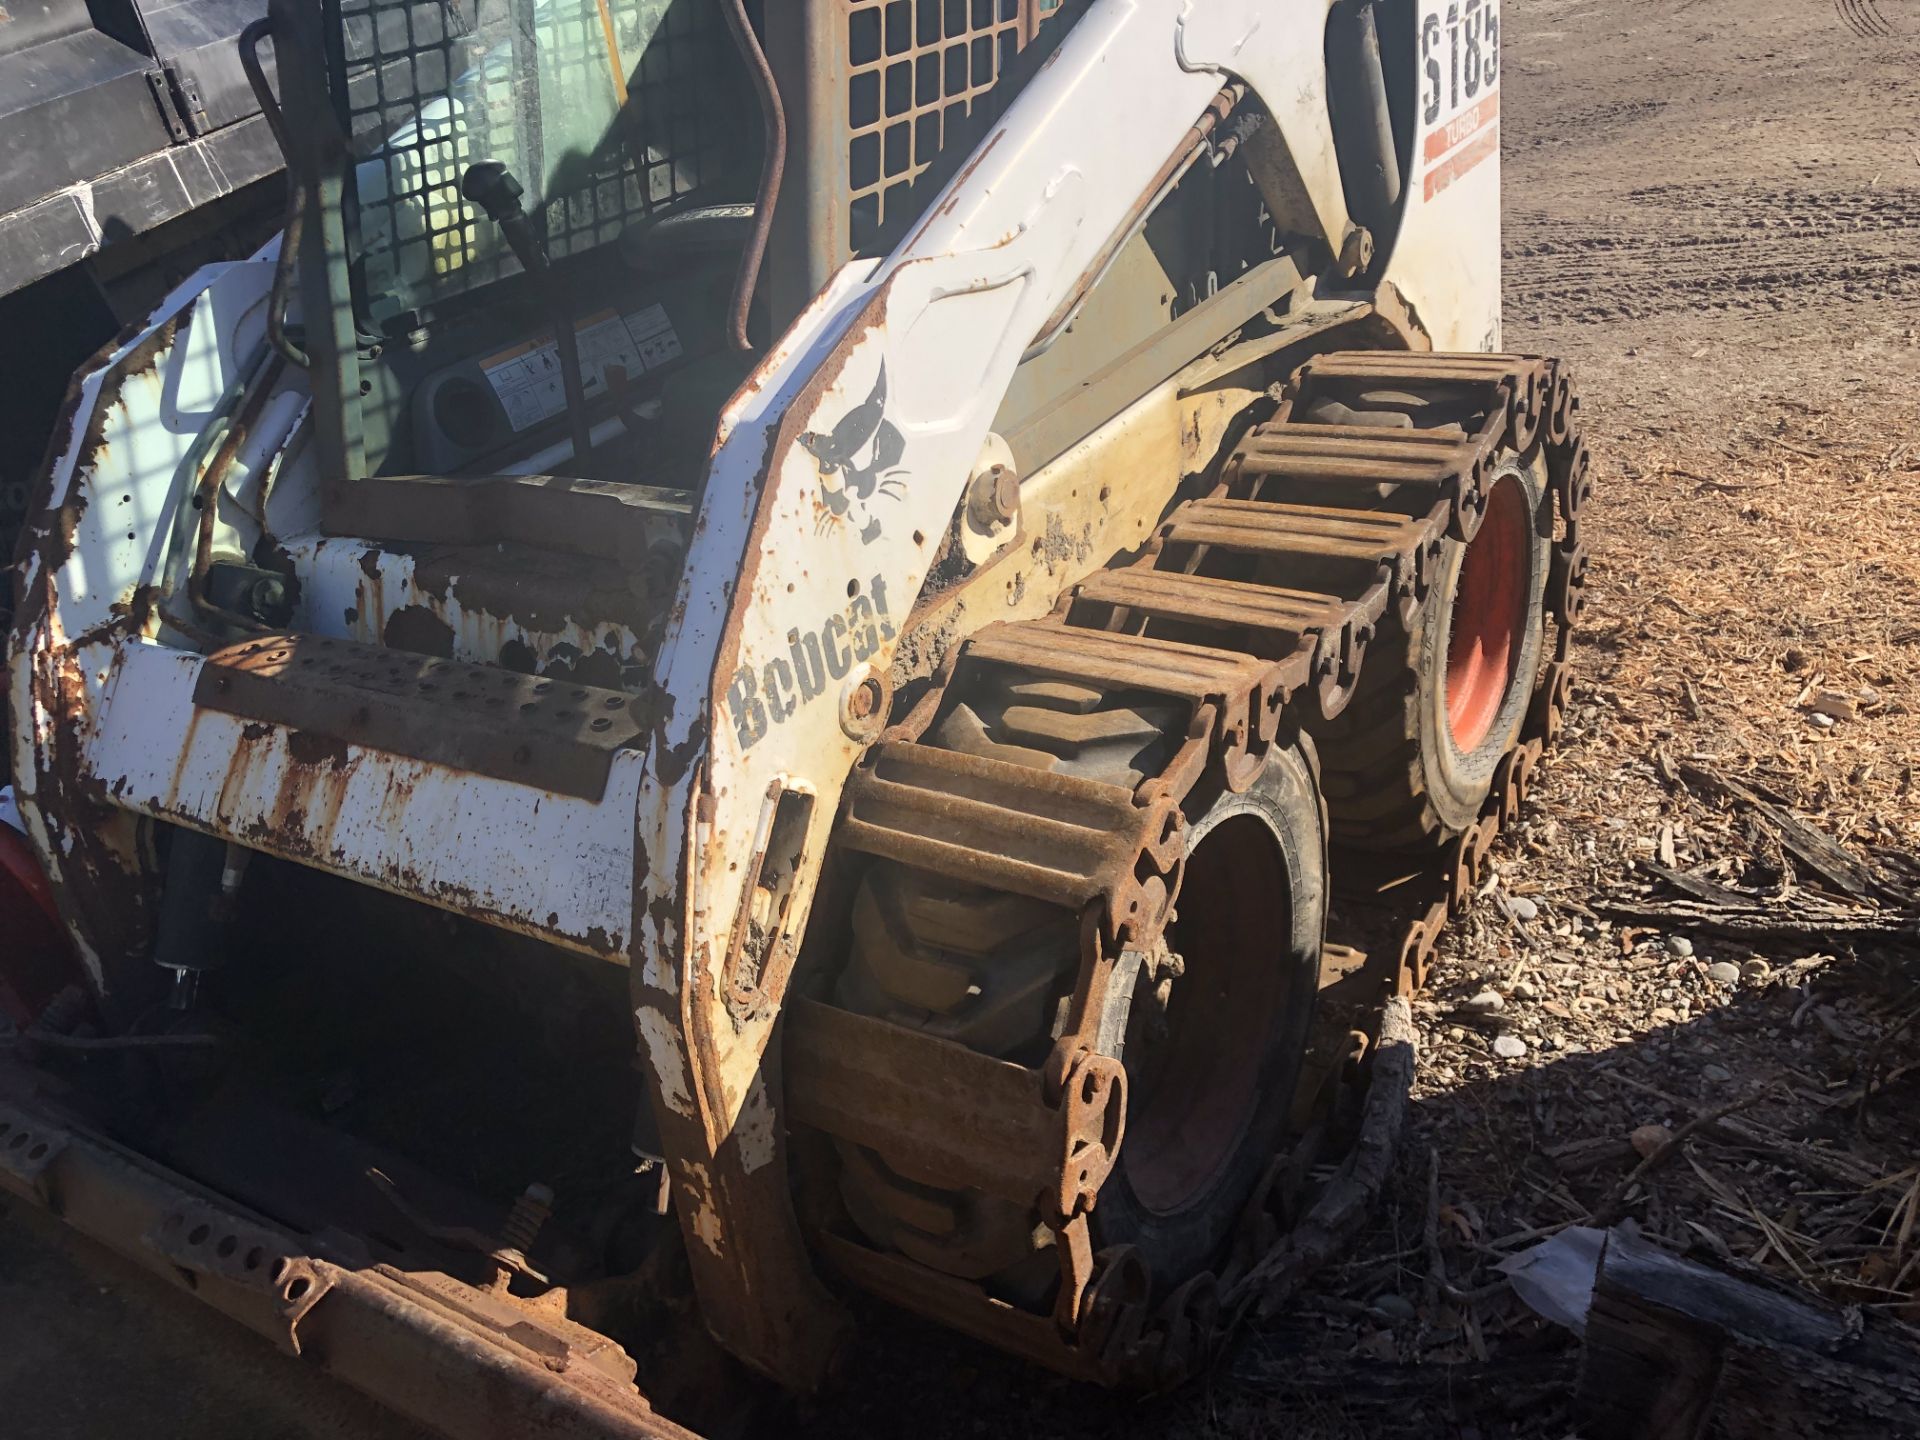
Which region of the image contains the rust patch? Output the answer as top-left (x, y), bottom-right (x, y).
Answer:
top-left (535, 642), bottom-right (626, 690)
top-left (889, 600), bottom-right (965, 689)
top-left (1033, 511), bottom-right (1095, 574)
top-left (415, 542), bottom-right (657, 636)
top-left (21, 639), bottom-right (160, 1022)
top-left (110, 584), bottom-right (157, 634)
top-left (68, 583), bottom-right (158, 652)
top-left (905, 128), bottom-right (1008, 251)
top-left (365, 856), bottom-right (584, 945)
top-left (645, 890), bottom-right (681, 958)
top-left (382, 604), bottom-right (456, 658)
top-left (228, 733), bottom-right (363, 888)
top-left (376, 769), bottom-right (419, 830)
top-left (12, 318), bottom-right (184, 637)
top-left (285, 729), bottom-right (352, 769)
top-left (651, 716), bottom-right (705, 789)
top-left (22, 318), bottom-right (179, 571)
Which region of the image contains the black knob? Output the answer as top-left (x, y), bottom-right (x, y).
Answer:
top-left (461, 161), bottom-right (526, 223)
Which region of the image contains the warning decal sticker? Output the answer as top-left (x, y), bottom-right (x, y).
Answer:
top-left (479, 304), bottom-right (683, 433)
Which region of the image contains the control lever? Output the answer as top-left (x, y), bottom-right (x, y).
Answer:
top-left (461, 161), bottom-right (595, 462)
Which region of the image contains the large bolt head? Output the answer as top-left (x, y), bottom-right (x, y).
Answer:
top-left (967, 462), bottom-right (1020, 531)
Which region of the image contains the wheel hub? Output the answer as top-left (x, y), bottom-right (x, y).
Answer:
top-left (1445, 474), bottom-right (1532, 752)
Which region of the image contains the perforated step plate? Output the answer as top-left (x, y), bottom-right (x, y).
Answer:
top-left (193, 634), bottom-right (642, 800)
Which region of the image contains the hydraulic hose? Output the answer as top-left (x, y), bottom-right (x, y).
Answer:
top-left (718, 0), bottom-right (784, 352)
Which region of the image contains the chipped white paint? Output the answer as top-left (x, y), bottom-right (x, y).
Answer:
top-left (634, 1005), bottom-right (696, 1119)
top-left (734, 1072), bottom-right (778, 1175)
top-left (88, 641), bottom-right (644, 958)
top-left (12, 257), bottom-right (653, 966)
top-left (678, 1162), bottom-right (725, 1257)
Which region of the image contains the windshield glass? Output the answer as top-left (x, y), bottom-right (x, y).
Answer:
top-left (337, 0), bottom-right (755, 324)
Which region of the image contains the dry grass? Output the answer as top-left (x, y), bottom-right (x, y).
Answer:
top-left (1573, 400), bottom-right (1920, 859)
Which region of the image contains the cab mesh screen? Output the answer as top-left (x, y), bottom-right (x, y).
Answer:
top-left (843, 0), bottom-right (1059, 253)
top-left (335, 0), bottom-right (755, 318)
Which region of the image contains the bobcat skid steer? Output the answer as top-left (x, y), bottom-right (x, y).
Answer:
top-left (3, 0), bottom-right (1590, 1431)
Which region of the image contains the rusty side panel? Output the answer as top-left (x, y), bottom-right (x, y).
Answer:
top-left (10, 318), bottom-right (183, 636)
top-left (88, 643), bottom-right (646, 961)
top-left (5, 309), bottom-right (197, 1018)
top-left (13, 280), bottom-right (689, 977)
top-left (11, 629), bottom-right (160, 1021)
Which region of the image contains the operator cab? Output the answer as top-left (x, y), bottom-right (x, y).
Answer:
top-left (326, 0), bottom-right (762, 488)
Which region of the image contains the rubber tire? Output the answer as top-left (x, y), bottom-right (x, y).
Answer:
top-left (1313, 453), bottom-right (1553, 849)
top-left (1084, 748), bottom-right (1326, 1283)
top-left (830, 676), bottom-right (1326, 1290)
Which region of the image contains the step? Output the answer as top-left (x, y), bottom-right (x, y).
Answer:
top-left (192, 633), bottom-right (642, 801)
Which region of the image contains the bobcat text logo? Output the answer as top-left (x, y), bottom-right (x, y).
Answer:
top-left (799, 363), bottom-right (905, 545)
top-left (726, 576), bottom-right (897, 750)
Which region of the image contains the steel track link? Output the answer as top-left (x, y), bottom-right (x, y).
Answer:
top-left (787, 351), bottom-right (1592, 1387)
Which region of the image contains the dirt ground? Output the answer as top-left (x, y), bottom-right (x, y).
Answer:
top-left (6, 0), bottom-right (1920, 1434)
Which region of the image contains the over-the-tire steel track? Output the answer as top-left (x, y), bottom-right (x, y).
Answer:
top-left (785, 349), bottom-right (1593, 1387)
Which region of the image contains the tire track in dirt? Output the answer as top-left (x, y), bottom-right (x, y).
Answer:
top-left (1505, 184), bottom-right (1920, 324)
top-left (1506, 98), bottom-right (1669, 153)
top-left (1835, 0), bottom-right (1895, 38)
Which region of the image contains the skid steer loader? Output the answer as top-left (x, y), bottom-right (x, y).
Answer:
top-left (3, 0), bottom-right (1590, 1431)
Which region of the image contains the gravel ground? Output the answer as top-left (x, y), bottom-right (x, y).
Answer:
top-left (5, 1), bottom-right (1920, 1435)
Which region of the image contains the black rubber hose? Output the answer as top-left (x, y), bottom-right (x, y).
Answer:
top-left (718, 0), bottom-right (784, 352)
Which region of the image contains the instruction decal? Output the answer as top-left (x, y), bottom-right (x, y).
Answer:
top-left (479, 304), bottom-right (683, 433)
top-left (1421, 0), bottom-right (1501, 201)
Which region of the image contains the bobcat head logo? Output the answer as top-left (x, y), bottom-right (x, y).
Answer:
top-left (800, 363), bottom-right (904, 546)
